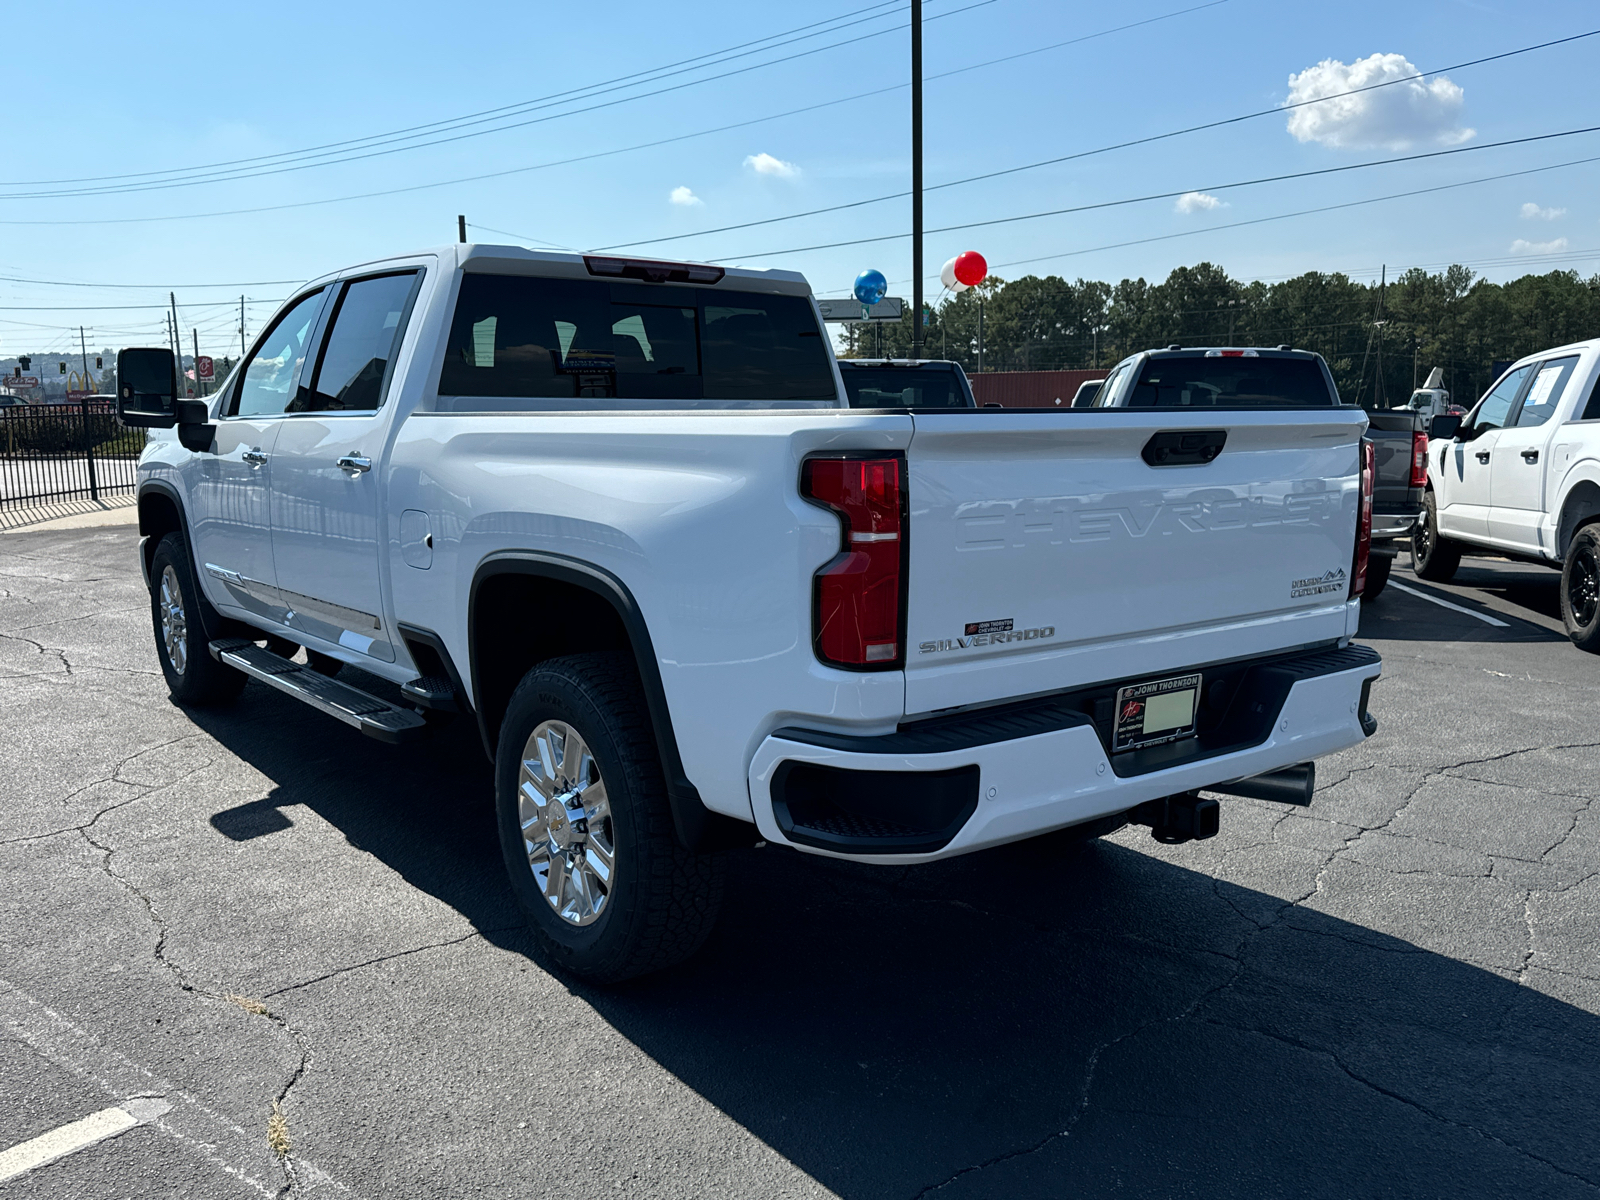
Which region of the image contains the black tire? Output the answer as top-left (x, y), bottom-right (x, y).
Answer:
top-left (1411, 491), bottom-right (1461, 582)
top-left (1560, 525), bottom-right (1600, 653)
top-left (148, 532), bottom-right (246, 706)
top-left (494, 652), bottom-right (724, 982)
top-left (1362, 551), bottom-right (1392, 601)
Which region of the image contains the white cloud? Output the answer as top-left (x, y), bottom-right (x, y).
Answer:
top-left (1520, 202), bottom-right (1566, 221)
top-left (1174, 191), bottom-right (1225, 214)
top-left (744, 152), bottom-right (800, 179)
top-left (1284, 53), bottom-right (1473, 150)
top-left (669, 185), bottom-right (703, 207)
top-left (1510, 237), bottom-right (1569, 255)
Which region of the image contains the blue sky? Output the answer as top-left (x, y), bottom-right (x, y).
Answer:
top-left (2, 0), bottom-right (1597, 359)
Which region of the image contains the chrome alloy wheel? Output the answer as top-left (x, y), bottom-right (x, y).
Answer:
top-left (517, 720), bottom-right (615, 926)
top-left (158, 565), bottom-right (188, 675)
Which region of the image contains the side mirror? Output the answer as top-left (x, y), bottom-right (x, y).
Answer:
top-left (1429, 414), bottom-right (1462, 441)
top-left (116, 348), bottom-right (178, 428)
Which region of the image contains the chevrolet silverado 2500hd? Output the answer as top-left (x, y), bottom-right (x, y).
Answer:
top-left (116, 245), bottom-right (1382, 981)
top-left (1416, 338), bottom-right (1600, 650)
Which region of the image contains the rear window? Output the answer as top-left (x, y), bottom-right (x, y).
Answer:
top-left (436, 274), bottom-right (836, 409)
top-left (839, 365), bottom-right (971, 408)
top-left (1128, 355), bottom-right (1334, 408)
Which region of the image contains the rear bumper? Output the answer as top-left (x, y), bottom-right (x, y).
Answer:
top-left (748, 644), bottom-right (1381, 864)
top-left (1371, 511), bottom-right (1417, 540)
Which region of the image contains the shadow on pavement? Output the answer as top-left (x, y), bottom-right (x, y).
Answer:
top-left (1361, 568), bottom-right (1566, 644)
top-left (196, 685), bottom-right (1599, 1199)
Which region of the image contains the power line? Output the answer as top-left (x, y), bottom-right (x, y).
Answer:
top-left (985, 156), bottom-right (1600, 275)
top-left (594, 26), bottom-right (1600, 254)
top-left (0, 0), bottom-right (1221, 227)
top-left (9, 1), bottom-right (907, 190)
top-left (1, 1), bottom-right (996, 202)
top-left (0, 273), bottom-right (304, 290)
top-left (709, 127), bottom-right (1600, 261)
top-left (0, 299), bottom-right (279, 312)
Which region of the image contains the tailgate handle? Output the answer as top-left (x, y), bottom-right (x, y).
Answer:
top-left (1142, 430), bottom-right (1226, 467)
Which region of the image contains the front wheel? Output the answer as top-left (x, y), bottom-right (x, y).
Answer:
top-left (1411, 492), bottom-right (1461, 583)
top-left (148, 533), bottom-right (246, 706)
top-left (1561, 526), bottom-right (1600, 653)
top-left (494, 653), bottom-right (724, 982)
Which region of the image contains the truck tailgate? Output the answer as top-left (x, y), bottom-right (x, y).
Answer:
top-left (904, 408), bottom-right (1367, 715)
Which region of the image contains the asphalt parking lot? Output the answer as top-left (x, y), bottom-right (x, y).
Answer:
top-left (2, 526), bottom-right (1597, 1198)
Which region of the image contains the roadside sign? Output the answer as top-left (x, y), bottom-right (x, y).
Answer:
top-left (197, 355), bottom-right (214, 381)
top-left (818, 296), bottom-right (905, 323)
top-left (9, 376), bottom-right (39, 388)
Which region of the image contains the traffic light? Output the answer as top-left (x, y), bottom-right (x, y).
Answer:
top-left (59, 362), bottom-right (66, 374)
top-left (95, 356), bottom-right (102, 369)
top-left (18, 355), bottom-right (29, 371)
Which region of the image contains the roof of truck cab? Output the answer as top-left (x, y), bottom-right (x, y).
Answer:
top-left (296, 244), bottom-right (812, 295)
top-left (1141, 347), bottom-right (1324, 359)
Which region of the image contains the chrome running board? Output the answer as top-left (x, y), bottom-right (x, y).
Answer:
top-left (207, 639), bottom-right (428, 744)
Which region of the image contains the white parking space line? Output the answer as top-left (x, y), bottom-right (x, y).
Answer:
top-left (1389, 581), bottom-right (1511, 627)
top-left (0, 977), bottom-right (351, 1197)
top-left (0, 1099), bottom-right (168, 1183)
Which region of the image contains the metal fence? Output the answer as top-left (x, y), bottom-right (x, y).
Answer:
top-left (0, 401), bottom-right (144, 511)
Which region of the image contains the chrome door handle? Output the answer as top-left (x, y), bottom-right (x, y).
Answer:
top-left (1522, 449), bottom-right (1539, 463)
top-left (242, 448), bottom-right (268, 467)
top-left (1475, 451), bottom-right (1491, 463)
top-left (337, 452), bottom-right (372, 474)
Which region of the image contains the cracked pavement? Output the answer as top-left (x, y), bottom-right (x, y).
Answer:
top-left (1, 529), bottom-right (1596, 1198)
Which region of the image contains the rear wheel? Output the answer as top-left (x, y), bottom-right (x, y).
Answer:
top-left (1362, 552), bottom-right (1393, 601)
top-left (1561, 526), bottom-right (1600, 653)
top-left (1411, 492), bottom-right (1461, 582)
top-left (149, 533), bottom-right (246, 706)
top-left (494, 653), bottom-right (723, 982)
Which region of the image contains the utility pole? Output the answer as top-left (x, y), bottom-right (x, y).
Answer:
top-left (79, 326), bottom-right (90, 392)
top-left (240, 294), bottom-right (247, 356)
top-left (169, 293), bottom-right (185, 394)
top-left (1374, 265), bottom-right (1387, 409)
top-left (458, 214), bottom-right (467, 244)
top-left (909, 0), bottom-right (924, 360)
top-left (193, 328), bottom-right (202, 396)
top-left (977, 297), bottom-right (985, 375)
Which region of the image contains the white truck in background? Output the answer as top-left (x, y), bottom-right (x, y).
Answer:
top-left (117, 244), bottom-right (1382, 981)
top-left (1415, 338), bottom-right (1600, 651)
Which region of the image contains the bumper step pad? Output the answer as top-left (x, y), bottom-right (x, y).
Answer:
top-left (208, 639), bottom-right (428, 744)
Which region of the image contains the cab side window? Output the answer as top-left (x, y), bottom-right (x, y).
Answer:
top-left (293, 272), bottom-right (420, 413)
top-left (229, 290), bottom-right (326, 417)
top-left (1472, 365), bottom-right (1531, 432)
top-left (1512, 356), bottom-right (1578, 428)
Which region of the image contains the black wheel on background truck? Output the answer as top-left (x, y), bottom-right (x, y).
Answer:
top-left (493, 652), bottom-right (724, 982)
top-left (1561, 525), bottom-right (1600, 653)
top-left (1362, 552), bottom-right (1392, 601)
top-left (1411, 491), bottom-right (1461, 583)
top-left (148, 532), bottom-right (246, 706)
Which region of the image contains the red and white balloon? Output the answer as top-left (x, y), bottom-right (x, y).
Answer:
top-left (940, 251), bottom-right (988, 293)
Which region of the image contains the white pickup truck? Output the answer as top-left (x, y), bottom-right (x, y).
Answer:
top-left (117, 244), bottom-right (1382, 980)
top-left (1413, 337), bottom-right (1600, 650)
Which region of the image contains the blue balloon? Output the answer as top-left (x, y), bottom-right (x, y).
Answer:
top-left (853, 269), bottom-right (888, 306)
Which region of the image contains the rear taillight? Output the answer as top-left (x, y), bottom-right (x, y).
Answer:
top-left (1352, 439), bottom-right (1375, 598)
top-left (1411, 431), bottom-right (1429, 487)
top-left (801, 456), bottom-right (905, 668)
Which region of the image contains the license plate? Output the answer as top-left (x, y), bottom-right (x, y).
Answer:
top-left (1113, 672), bottom-right (1202, 752)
